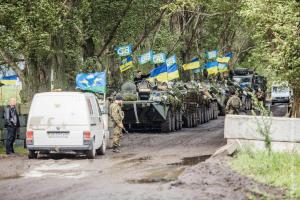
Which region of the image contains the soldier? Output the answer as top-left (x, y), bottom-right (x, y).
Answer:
top-left (255, 88), bottom-right (265, 105)
top-left (110, 95), bottom-right (124, 153)
top-left (226, 91), bottom-right (242, 115)
top-left (134, 70), bottom-right (150, 85)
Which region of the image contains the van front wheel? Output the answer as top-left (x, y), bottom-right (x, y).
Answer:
top-left (86, 142), bottom-right (96, 159)
top-left (28, 150), bottom-right (38, 159)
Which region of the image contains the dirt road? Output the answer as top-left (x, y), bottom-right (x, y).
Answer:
top-left (0, 117), bottom-right (285, 200)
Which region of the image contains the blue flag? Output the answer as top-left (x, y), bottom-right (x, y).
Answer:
top-left (115, 44), bottom-right (132, 57)
top-left (206, 50), bottom-right (218, 59)
top-left (225, 52), bottom-right (233, 58)
top-left (76, 72), bottom-right (106, 93)
top-left (152, 53), bottom-right (166, 64)
top-left (138, 51), bottom-right (153, 64)
top-left (166, 55), bottom-right (177, 67)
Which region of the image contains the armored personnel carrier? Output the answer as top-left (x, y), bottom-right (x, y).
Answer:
top-left (120, 80), bottom-right (182, 133)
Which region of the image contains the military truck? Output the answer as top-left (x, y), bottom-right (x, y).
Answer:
top-left (120, 80), bottom-right (182, 133)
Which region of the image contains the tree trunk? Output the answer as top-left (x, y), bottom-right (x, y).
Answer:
top-left (292, 88), bottom-right (300, 117)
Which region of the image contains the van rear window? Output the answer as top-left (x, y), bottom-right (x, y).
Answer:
top-left (29, 95), bottom-right (88, 126)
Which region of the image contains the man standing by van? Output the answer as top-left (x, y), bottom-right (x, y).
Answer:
top-left (4, 97), bottom-right (20, 155)
top-left (110, 95), bottom-right (124, 153)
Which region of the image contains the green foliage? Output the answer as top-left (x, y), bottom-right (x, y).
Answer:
top-left (239, 0), bottom-right (300, 88)
top-left (231, 150), bottom-right (300, 198)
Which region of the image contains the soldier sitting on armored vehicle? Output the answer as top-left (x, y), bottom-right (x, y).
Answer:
top-left (134, 70), bottom-right (150, 85)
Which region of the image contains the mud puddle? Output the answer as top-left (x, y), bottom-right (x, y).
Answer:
top-left (0, 174), bottom-right (22, 181)
top-left (127, 166), bottom-right (185, 184)
top-left (120, 156), bottom-right (152, 164)
top-left (168, 155), bottom-right (211, 166)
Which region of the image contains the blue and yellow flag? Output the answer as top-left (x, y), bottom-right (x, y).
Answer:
top-left (166, 55), bottom-right (177, 67)
top-left (225, 52), bottom-right (233, 58)
top-left (138, 51), bottom-right (153, 65)
top-left (76, 72), bottom-right (106, 93)
top-left (205, 61), bottom-right (219, 75)
top-left (120, 56), bottom-right (134, 72)
top-left (218, 63), bottom-right (228, 73)
top-left (216, 56), bottom-right (231, 63)
top-left (148, 64), bottom-right (168, 82)
top-left (206, 50), bottom-right (218, 59)
top-left (183, 58), bottom-right (200, 71)
top-left (115, 44), bottom-right (132, 57)
top-left (167, 64), bottom-right (180, 81)
top-left (152, 53), bottom-right (166, 64)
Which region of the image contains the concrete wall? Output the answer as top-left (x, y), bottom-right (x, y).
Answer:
top-left (224, 115), bottom-right (300, 153)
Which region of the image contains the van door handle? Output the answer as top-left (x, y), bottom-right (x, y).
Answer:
top-left (90, 123), bottom-right (96, 126)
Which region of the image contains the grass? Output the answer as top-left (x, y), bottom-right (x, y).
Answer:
top-left (0, 145), bottom-right (27, 155)
top-left (231, 150), bottom-right (300, 198)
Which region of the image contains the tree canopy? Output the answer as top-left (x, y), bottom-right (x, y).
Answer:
top-left (0, 0), bottom-right (299, 105)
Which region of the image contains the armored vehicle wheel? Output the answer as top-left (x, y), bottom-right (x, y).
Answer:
top-left (171, 111), bottom-right (176, 132)
top-left (175, 111), bottom-right (181, 130)
top-left (192, 113), bottom-right (198, 127)
top-left (178, 112), bottom-right (183, 130)
top-left (200, 107), bottom-right (204, 124)
top-left (190, 114), bottom-right (195, 127)
top-left (205, 107), bottom-right (209, 122)
top-left (161, 111), bottom-right (172, 133)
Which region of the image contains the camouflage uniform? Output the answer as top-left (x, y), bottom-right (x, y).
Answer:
top-left (226, 95), bottom-right (242, 115)
top-left (110, 102), bottom-right (124, 149)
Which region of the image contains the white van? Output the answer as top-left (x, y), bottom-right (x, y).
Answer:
top-left (26, 92), bottom-right (109, 159)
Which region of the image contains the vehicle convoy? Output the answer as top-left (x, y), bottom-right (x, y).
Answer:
top-left (120, 80), bottom-right (181, 132)
top-left (26, 92), bottom-right (109, 159)
top-left (232, 68), bottom-right (267, 109)
top-left (120, 80), bottom-right (219, 133)
top-left (271, 82), bottom-right (292, 104)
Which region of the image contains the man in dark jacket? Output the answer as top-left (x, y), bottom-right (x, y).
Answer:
top-left (133, 70), bottom-right (150, 85)
top-left (4, 97), bottom-right (20, 155)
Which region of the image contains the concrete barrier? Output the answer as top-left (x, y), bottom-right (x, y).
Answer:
top-left (224, 115), bottom-right (300, 153)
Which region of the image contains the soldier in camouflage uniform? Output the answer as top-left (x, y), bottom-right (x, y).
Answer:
top-left (226, 91), bottom-right (242, 115)
top-left (110, 95), bottom-right (124, 153)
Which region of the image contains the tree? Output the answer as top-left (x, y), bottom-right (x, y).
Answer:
top-left (240, 0), bottom-right (300, 116)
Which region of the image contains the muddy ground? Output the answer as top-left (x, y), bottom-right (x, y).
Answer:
top-left (0, 117), bottom-right (286, 200)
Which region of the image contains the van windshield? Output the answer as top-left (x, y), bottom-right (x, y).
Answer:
top-left (29, 95), bottom-right (88, 126)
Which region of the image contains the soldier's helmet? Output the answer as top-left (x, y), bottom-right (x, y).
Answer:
top-left (115, 94), bottom-right (123, 101)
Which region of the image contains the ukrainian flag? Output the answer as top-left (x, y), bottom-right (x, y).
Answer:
top-left (216, 56), bottom-right (230, 63)
top-left (205, 62), bottom-right (219, 75)
top-left (120, 56), bottom-right (134, 72)
top-left (218, 63), bottom-right (228, 73)
top-left (148, 64), bottom-right (168, 82)
top-left (167, 64), bottom-right (180, 81)
top-left (183, 58), bottom-right (200, 71)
